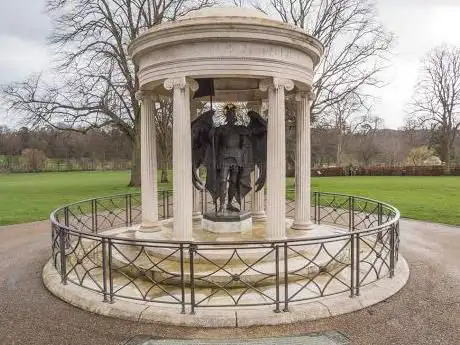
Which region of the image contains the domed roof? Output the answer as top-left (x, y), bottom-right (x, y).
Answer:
top-left (184, 7), bottom-right (272, 21)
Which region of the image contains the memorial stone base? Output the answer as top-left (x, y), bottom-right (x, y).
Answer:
top-left (202, 211), bottom-right (252, 233)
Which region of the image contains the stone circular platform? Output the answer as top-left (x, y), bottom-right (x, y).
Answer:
top-left (99, 222), bottom-right (351, 288)
top-left (46, 190), bottom-right (404, 328)
top-left (43, 256), bottom-right (409, 327)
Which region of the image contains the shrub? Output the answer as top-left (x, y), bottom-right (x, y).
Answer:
top-left (20, 148), bottom-right (47, 172)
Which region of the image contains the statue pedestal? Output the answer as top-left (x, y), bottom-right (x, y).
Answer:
top-left (202, 211), bottom-right (252, 233)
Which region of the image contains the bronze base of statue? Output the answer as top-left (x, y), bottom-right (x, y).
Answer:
top-left (202, 211), bottom-right (252, 234)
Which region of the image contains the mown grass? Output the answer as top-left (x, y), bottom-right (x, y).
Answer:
top-left (298, 176), bottom-right (460, 226)
top-left (0, 172), bottom-right (459, 226)
top-left (0, 172), bottom-right (136, 226)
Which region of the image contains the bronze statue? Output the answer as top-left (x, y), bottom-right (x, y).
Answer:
top-left (192, 104), bottom-right (267, 215)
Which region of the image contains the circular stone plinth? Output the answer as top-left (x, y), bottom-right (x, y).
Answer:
top-left (103, 221), bottom-right (351, 288)
top-left (42, 256), bottom-right (409, 327)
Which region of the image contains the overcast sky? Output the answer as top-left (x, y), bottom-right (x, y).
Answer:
top-left (1, 0), bottom-right (460, 129)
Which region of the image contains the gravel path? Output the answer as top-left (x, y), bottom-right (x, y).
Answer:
top-left (0, 219), bottom-right (459, 345)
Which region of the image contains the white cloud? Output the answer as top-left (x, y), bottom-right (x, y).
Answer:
top-left (374, 1), bottom-right (460, 128)
top-left (0, 35), bottom-right (49, 82)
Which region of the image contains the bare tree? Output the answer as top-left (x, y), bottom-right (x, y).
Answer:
top-left (153, 96), bottom-right (173, 183)
top-left (405, 146), bottom-right (437, 166)
top-left (353, 114), bottom-right (384, 165)
top-left (1, 0), bottom-right (213, 186)
top-left (247, 0), bottom-right (393, 122)
top-left (320, 94), bottom-right (370, 165)
top-left (406, 45), bottom-right (460, 167)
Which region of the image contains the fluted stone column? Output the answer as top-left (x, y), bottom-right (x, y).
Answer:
top-left (252, 166), bottom-right (266, 220)
top-left (292, 91), bottom-right (315, 230)
top-left (247, 100), bottom-right (266, 220)
top-left (190, 100), bottom-right (203, 220)
top-left (192, 187), bottom-right (203, 220)
top-left (164, 77), bottom-right (199, 240)
top-left (135, 91), bottom-right (159, 230)
top-left (260, 78), bottom-right (294, 239)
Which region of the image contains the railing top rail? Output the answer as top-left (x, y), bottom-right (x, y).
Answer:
top-left (309, 190), bottom-right (400, 213)
top-left (50, 190), bottom-right (400, 246)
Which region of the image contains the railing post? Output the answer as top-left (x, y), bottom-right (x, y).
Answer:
top-left (378, 203), bottom-right (383, 226)
top-left (274, 244), bottom-right (280, 313)
top-left (351, 197), bottom-right (355, 231)
top-left (390, 224), bottom-right (395, 278)
top-left (108, 238), bottom-right (114, 303)
top-left (350, 233), bottom-right (355, 297)
top-left (377, 203), bottom-right (383, 242)
top-left (124, 195), bottom-right (129, 227)
top-left (313, 191), bottom-right (317, 224)
top-left (169, 190), bottom-right (173, 218)
top-left (128, 194), bottom-right (133, 226)
top-left (162, 190), bottom-right (167, 219)
top-left (283, 242), bottom-right (289, 312)
top-left (180, 244), bottom-right (186, 314)
top-left (59, 227), bottom-right (67, 285)
top-left (189, 244), bottom-right (196, 315)
top-left (356, 232), bottom-right (360, 296)
top-left (91, 199), bottom-right (96, 233)
top-left (94, 201), bottom-right (98, 233)
top-left (64, 207), bottom-right (69, 228)
top-left (348, 196), bottom-right (352, 232)
top-left (317, 192), bottom-right (321, 225)
top-left (102, 237), bottom-right (108, 302)
top-left (200, 190), bottom-right (204, 214)
top-left (166, 191), bottom-right (170, 218)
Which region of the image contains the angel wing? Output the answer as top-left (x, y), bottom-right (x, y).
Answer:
top-left (247, 111), bottom-right (267, 192)
top-left (191, 110), bottom-right (214, 190)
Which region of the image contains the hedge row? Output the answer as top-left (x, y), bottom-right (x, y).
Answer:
top-left (311, 165), bottom-right (460, 177)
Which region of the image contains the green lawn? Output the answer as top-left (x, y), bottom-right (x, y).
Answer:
top-left (0, 172), bottom-right (137, 226)
top-left (0, 172), bottom-right (459, 226)
top-left (306, 176), bottom-right (460, 226)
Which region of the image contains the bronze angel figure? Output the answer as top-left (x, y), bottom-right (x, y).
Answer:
top-left (191, 104), bottom-right (267, 215)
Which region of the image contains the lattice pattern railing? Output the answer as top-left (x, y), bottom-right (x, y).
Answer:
top-left (50, 191), bottom-right (400, 314)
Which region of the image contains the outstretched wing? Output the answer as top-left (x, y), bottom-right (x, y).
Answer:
top-left (191, 110), bottom-right (214, 190)
top-left (247, 110), bottom-right (267, 192)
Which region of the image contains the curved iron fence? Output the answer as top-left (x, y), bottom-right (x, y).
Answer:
top-left (50, 190), bottom-right (400, 314)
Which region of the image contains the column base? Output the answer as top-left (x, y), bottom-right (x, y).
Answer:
top-left (265, 235), bottom-right (287, 241)
top-left (192, 212), bottom-right (202, 219)
top-left (172, 236), bottom-right (193, 242)
top-left (139, 222), bottom-right (161, 232)
top-left (291, 220), bottom-right (315, 231)
top-left (252, 212), bottom-right (267, 222)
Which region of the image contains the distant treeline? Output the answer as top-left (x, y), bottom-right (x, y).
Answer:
top-left (0, 126), bottom-right (131, 161)
top-left (311, 165), bottom-right (460, 177)
top-left (1, 125), bottom-right (460, 174)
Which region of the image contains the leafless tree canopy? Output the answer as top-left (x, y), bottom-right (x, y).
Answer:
top-left (406, 45), bottom-right (460, 167)
top-left (2, 0), bottom-right (213, 186)
top-left (319, 94), bottom-right (372, 165)
top-left (248, 0), bottom-right (393, 121)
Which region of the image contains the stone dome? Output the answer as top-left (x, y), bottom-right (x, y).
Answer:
top-left (184, 7), bottom-right (272, 21)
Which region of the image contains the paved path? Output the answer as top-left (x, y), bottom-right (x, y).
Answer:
top-left (0, 219), bottom-right (459, 345)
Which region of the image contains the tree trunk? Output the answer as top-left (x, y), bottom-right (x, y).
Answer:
top-left (336, 130), bottom-right (343, 166)
top-left (128, 132), bottom-right (141, 187)
top-left (160, 162), bottom-right (169, 183)
top-left (439, 136), bottom-right (450, 168)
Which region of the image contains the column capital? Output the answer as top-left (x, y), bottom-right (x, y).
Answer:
top-left (295, 90), bottom-right (316, 102)
top-left (164, 77), bottom-right (199, 92)
top-left (259, 78), bottom-right (294, 92)
top-left (135, 90), bottom-right (157, 104)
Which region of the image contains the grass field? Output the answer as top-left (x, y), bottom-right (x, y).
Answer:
top-left (0, 171), bottom-right (459, 226)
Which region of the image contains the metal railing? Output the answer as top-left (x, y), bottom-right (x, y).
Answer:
top-left (50, 190), bottom-right (400, 313)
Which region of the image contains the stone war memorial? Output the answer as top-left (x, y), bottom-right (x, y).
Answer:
top-left (43, 7), bottom-right (409, 327)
